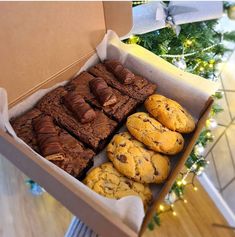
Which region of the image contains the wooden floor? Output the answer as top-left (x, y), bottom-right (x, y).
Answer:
top-left (0, 155), bottom-right (235, 237)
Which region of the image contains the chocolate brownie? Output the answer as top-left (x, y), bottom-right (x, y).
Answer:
top-left (36, 86), bottom-right (118, 151)
top-left (56, 126), bottom-right (94, 179)
top-left (33, 115), bottom-right (95, 179)
top-left (67, 72), bottom-right (138, 122)
top-left (89, 62), bottom-right (157, 102)
top-left (11, 110), bottom-right (94, 179)
top-left (10, 108), bottom-right (42, 152)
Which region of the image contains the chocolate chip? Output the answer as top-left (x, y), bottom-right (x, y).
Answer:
top-left (125, 180), bottom-right (132, 188)
top-left (177, 138), bottom-right (183, 145)
top-left (143, 118), bottom-right (150, 122)
top-left (119, 143), bottom-right (126, 147)
top-left (116, 154), bottom-right (127, 163)
top-left (165, 104), bottom-right (170, 111)
top-left (143, 157), bottom-right (149, 161)
top-left (153, 169), bottom-right (159, 176)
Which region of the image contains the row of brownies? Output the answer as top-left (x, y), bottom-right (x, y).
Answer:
top-left (11, 60), bottom-right (195, 209)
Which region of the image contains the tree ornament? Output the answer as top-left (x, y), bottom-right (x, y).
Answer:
top-left (31, 183), bottom-right (45, 196)
top-left (197, 166), bottom-right (205, 176)
top-left (172, 57), bottom-right (187, 70)
top-left (165, 191), bottom-right (177, 204)
top-left (206, 118), bottom-right (217, 129)
top-left (25, 179), bottom-right (45, 196)
top-left (227, 5), bottom-right (235, 20)
top-left (194, 143), bottom-right (205, 156)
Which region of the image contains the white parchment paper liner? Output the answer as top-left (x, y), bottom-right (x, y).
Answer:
top-left (0, 30), bottom-right (219, 233)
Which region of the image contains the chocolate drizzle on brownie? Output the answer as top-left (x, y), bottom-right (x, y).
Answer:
top-left (89, 63), bottom-right (157, 102)
top-left (104, 60), bottom-right (134, 85)
top-left (33, 116), bottom-right (64, 160)
top-left (63, 91), bottom-right (96, 124)
top-left (89, 77), bottom-right (117, 106)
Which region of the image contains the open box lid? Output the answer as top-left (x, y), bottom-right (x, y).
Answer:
top-left (0, 1), bottom-right (132, 107)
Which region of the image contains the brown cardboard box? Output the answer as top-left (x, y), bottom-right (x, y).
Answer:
top-left (0, 2), bottom-right (213, 237)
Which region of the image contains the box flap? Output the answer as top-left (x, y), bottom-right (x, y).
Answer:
top-left (103, 1), bottom-right (133, 37)
top-left (0, 2), bottom-right (132, 106)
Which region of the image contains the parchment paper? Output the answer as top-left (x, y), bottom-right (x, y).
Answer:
top-left (0, 30), bottom-right (219, 233)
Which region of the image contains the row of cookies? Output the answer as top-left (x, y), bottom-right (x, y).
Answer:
top-left (106, 94), bottom-right (195, 184)
top-left (127, 94), bottom-right (195, 155)
top-left (83, 94), bottom-right (196, 208)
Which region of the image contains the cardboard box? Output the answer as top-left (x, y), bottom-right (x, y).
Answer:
top-left (0, 2), bottom-right (213, 237)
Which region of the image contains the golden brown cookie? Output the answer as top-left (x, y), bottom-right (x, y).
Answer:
top-left (145, 94), bottom-right (195, 133)
top-left (126, 112), bottom-right (184, 155)
top-left (83, 162), bottom-right (152, 208)
top-left (107, 132), bottom-right (170, 184)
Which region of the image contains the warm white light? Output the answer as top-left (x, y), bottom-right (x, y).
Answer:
top-left (177, 180), bottom-right (182, 186)
top-left (185, 39), bottom-right (193, 46)
top-left (206, 132), bottom-right (212, 138)
top-left (206, 118), bottom-right (217, 129)
top-left (159, 204), bottom-right (164, 211)
top-left (199, 67), bottom-right (204, 72)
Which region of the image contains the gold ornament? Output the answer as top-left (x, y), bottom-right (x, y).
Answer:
top-left (228, 5), bottom-right (235, 20)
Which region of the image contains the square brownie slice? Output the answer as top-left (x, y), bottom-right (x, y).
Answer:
top-left (56, 126), bottom-right (95, 179)
top-left (36, 86), bottom-right (117, 151)
top-left (66, 71), bottom-right (138, 122)
top-left (33, 115), bottom-right (95, 179)
top-left (11, 110), bottom-right (95, 179)
top-left (10, 108), bottom-right (42, 152)
top-left (89, 62), bottom-right (157, 102)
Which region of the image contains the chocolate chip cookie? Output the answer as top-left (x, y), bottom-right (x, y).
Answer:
top-left (145, 94), bottom-right (195, 133)
top-left (83, 162), bottom-right (152, 208)
top-left (126, 112), bottom-right (184, 155)
top-left (107, 132), bottom-right (170, 184)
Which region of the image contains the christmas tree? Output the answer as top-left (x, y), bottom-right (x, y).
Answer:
top-left (127, 2), bottom-right (235, 230)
